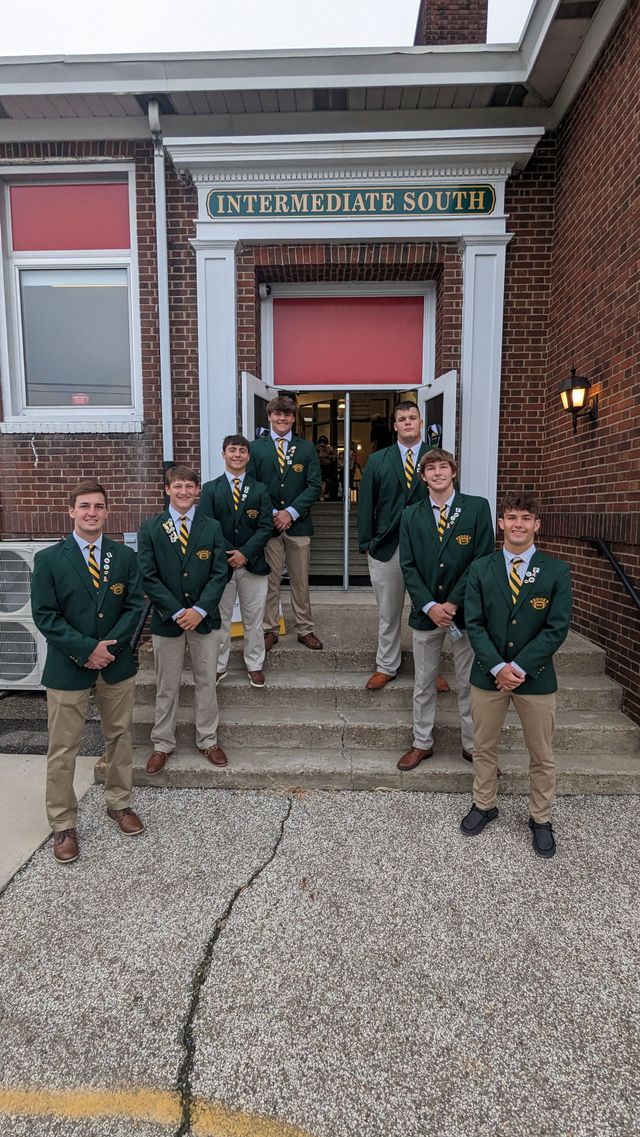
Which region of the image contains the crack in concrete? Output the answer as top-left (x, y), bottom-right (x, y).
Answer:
top-left (173, 794), bottom-right (294, 1136)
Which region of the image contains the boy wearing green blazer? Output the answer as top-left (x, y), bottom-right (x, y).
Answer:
top-left (248, 395), bottom-right (322, 651)
top-left (31, 479), bottom-right (145, 864)
top-left (198, 434), bottom-right (273, 688)
top-left (137, 465), bottom-right (229, 775)
top-left (398, 449), bottom-right (495, 770)
top-left (460, 494), bottom-right (572, 859)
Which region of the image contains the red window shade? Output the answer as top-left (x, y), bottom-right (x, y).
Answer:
top-left (10, 183), bottom-right (130, 251)
top-left (273, 296), bottom-right (424, 386)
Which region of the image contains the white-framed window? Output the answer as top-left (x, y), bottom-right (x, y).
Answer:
top-left (0, 165), bottom-right (143, 433)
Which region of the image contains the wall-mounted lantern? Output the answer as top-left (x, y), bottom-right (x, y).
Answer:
top-left (559, 367), bottom-right (599, 434)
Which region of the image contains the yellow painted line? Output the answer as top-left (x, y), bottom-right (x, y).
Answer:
top-left (0, 1085), bottom-right (313, 1137)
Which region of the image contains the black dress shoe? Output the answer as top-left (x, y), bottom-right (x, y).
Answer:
top-left (529, 818), bottom-right (556, 859)
top-left (462, 749), bottom-right (473, 762)
top-left (460, 803), bottom-right (498, 837)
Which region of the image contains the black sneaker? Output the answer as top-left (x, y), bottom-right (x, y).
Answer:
top-left (529, 818), bottom-right (556, 859)
top-left (460, 803), bottom-right (498, 837)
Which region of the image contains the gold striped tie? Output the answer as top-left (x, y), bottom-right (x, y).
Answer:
top-left (178, 515), bottom-right (189, 556)
top-left (509, 557), bottom-right (523, 604)
top-left (437, 506), bottom-right (448, 541)
top-left (232, 478), bottom-right (241, 511)
top-left (277, 438), bottom-right (286, 475)
top-left (404, 448), bottom-right (414, 490)
top-left (87, 544), bottom-right (100, 589)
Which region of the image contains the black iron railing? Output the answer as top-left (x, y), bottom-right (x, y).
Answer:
top-left (131, 598), bottom-right (152, 654)
top-left (580, 536), bottom-right (640, 613)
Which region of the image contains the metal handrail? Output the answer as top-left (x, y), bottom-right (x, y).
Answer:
top-left (130, 598), bottom-right (152, 653)
top-left (580, 536), bottom-right (640, 613)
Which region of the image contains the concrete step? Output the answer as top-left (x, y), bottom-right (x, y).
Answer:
top-left (96, 746), bottom-right (640, 795)
top-left (130, 705), bottom-right (640, 755)
top-left (137, 628), bottom-right (607, 677)
top-left (133, 670), bottom-right (623, 712)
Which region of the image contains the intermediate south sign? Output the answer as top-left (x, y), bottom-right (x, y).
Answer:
top-left (206, 185), bottom-right (495, 219)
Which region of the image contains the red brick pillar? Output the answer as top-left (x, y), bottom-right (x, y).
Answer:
top-left (414, 0), bottom-right (488, 45)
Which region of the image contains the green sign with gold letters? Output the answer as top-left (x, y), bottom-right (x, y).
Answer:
top-left (206, 185), bottom-right (495, 219)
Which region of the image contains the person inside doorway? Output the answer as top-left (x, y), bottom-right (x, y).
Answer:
top-left (248, 395), bottom-right (323, 652)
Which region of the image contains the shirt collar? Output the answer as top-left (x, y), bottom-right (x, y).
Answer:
top-left (430, 491), bottom-right (456, 514)
top-left (397, 440), bottom-right (421, 460)
top-left (73, 531), bottom-right (103, 554)
top-left (503, 543), bottom-right (536, 570)
top-left (168, 505), bottom-right (195, 524)
top-left (225, 470), bottom-right (246, 486)
top-left (271, 430), bottom-right (292, 445)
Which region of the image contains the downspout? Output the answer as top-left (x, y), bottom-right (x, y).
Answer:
top-left (148, 99), bottom-right (174, 476)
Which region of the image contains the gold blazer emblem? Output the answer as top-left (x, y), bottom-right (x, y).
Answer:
top-left (196, 549), bottom-right (211, 560)
top-left (110, 582), bottom-right (125, 595)
top-left (293, 463), bottom-right (304, 473)
top-left (530, 597), bottom-right (549, 610)
top-left (246, 509), bottom-right (259, 519)
top-left (455, 534), bottom-right (471, 545)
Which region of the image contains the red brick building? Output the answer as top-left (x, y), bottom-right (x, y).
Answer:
top-left (0, 0), bottom-right (638, 719)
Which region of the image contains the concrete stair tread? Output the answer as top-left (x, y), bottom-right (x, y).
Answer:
top-left (136, 669), bottom-right (621, 693)
top-left (98, 746), bottom-right (640, 793)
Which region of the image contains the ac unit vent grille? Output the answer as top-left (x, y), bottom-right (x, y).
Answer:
top-left (0, 621), bottom-right (39, 681)
top-left (0, 550), bottom-right (33, 614)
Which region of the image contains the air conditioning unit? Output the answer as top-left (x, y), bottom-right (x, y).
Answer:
top-left (0, 542), bottom-right (55, 690)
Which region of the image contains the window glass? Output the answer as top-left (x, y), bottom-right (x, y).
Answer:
top-left (19, 268), bottom-right (132, 408)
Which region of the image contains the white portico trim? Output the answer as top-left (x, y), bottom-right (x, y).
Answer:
top-left (167, 128), bottom-right (543, 500)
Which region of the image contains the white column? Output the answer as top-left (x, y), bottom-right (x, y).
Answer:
top-left (458, 234), bottom-right (512, 520)
top-left (192, 240), bottom-right (238, 482)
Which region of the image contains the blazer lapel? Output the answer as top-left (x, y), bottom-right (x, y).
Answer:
top-left (390, 445), bottom-right (409, 495)
top-left (63, 534), bottom-right (99, 602)
top-left (438, 492), bottom-right (463, 553)
top-left (96, 537), bottom-right (116, 606)
top-left (161, 512), bottom-right (184, 564)
top-left (183, 514), bottom-right (204, 564)
top-left (513, 552), bottom-right (545, 613)
top-left (491, 552), bottom-right (513, 609)
top-left (406, 441), bottom-right (426, 503)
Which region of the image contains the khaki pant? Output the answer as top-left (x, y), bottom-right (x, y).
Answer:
top-left (412, 627), bottom-right (474, 752)
top-left (46, 674), bottom-right (135, 831)
top-left (367, 549), bottom-right (405, 676)
top-left (217, 568), bottom-right (269, 671)
top-left (151, 629), bottom-right (221, 753)
top-left (263, 533), bottom-right (313, 636)
top-left (470, 685), bottom-right (557, 822)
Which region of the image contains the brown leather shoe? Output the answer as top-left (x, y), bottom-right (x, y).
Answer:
top-left (297, 632), bottom-right (323, 650)
top-left (53, 828), bottom-right (79, 864)
top-left (146, 750), bottom-right (172, 775)
top-left (248, 670), bottom-right (266, 688)
top-left (264, 632), bottom-right (278, 652)
top-left (397, 746), bottom-right (434, 771)
top-left (107, 807), bottom-right (144, 835)
top-left (436, 674), bottom-right (450, 693)
top-left (365, 671), bottom-right (396, 691)
top-left (200, 745), bottom-right (228, 767)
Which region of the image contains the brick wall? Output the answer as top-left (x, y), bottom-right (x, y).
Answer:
top-left (538, 0), bottom-right (640, 723)
top-left (414, 0), bottom-right (487, 45)
top-left (0, 140), bottom-right (200, 537)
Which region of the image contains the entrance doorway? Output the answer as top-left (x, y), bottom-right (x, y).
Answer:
top-left (241, 371), bottom-right (457, 589)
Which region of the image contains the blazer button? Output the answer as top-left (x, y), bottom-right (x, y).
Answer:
top-left (439, 563), bottom-right (445, 568)
top-left (508, 640), bottom-right (514, 647)
top-left (511, 619), bottom-right (517, 625)
top-left (438, 585), bottom-right (444, 591)
top-left (183, 571), bottom-right (188, 577)
top-left (98, 613), bottom-right (104, 619)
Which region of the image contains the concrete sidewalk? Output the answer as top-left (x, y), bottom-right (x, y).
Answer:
top-left (0, 786), bottom-right (638, 1137)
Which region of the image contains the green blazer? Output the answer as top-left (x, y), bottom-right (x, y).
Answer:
top-left (399, 492), bottom-right (495, 632)
top-left (247, 433), bottom-right (321, 538)
top-left (197, 474), bottom-right (273, 576)
top-left (465, 550), bottom-right (572, 695)
top-left (358, 443), bottom-right (430, 562)
top-left (31, 535), bottom-right (144, 691)
top-left (137, 511), bottom-right (229, 637)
